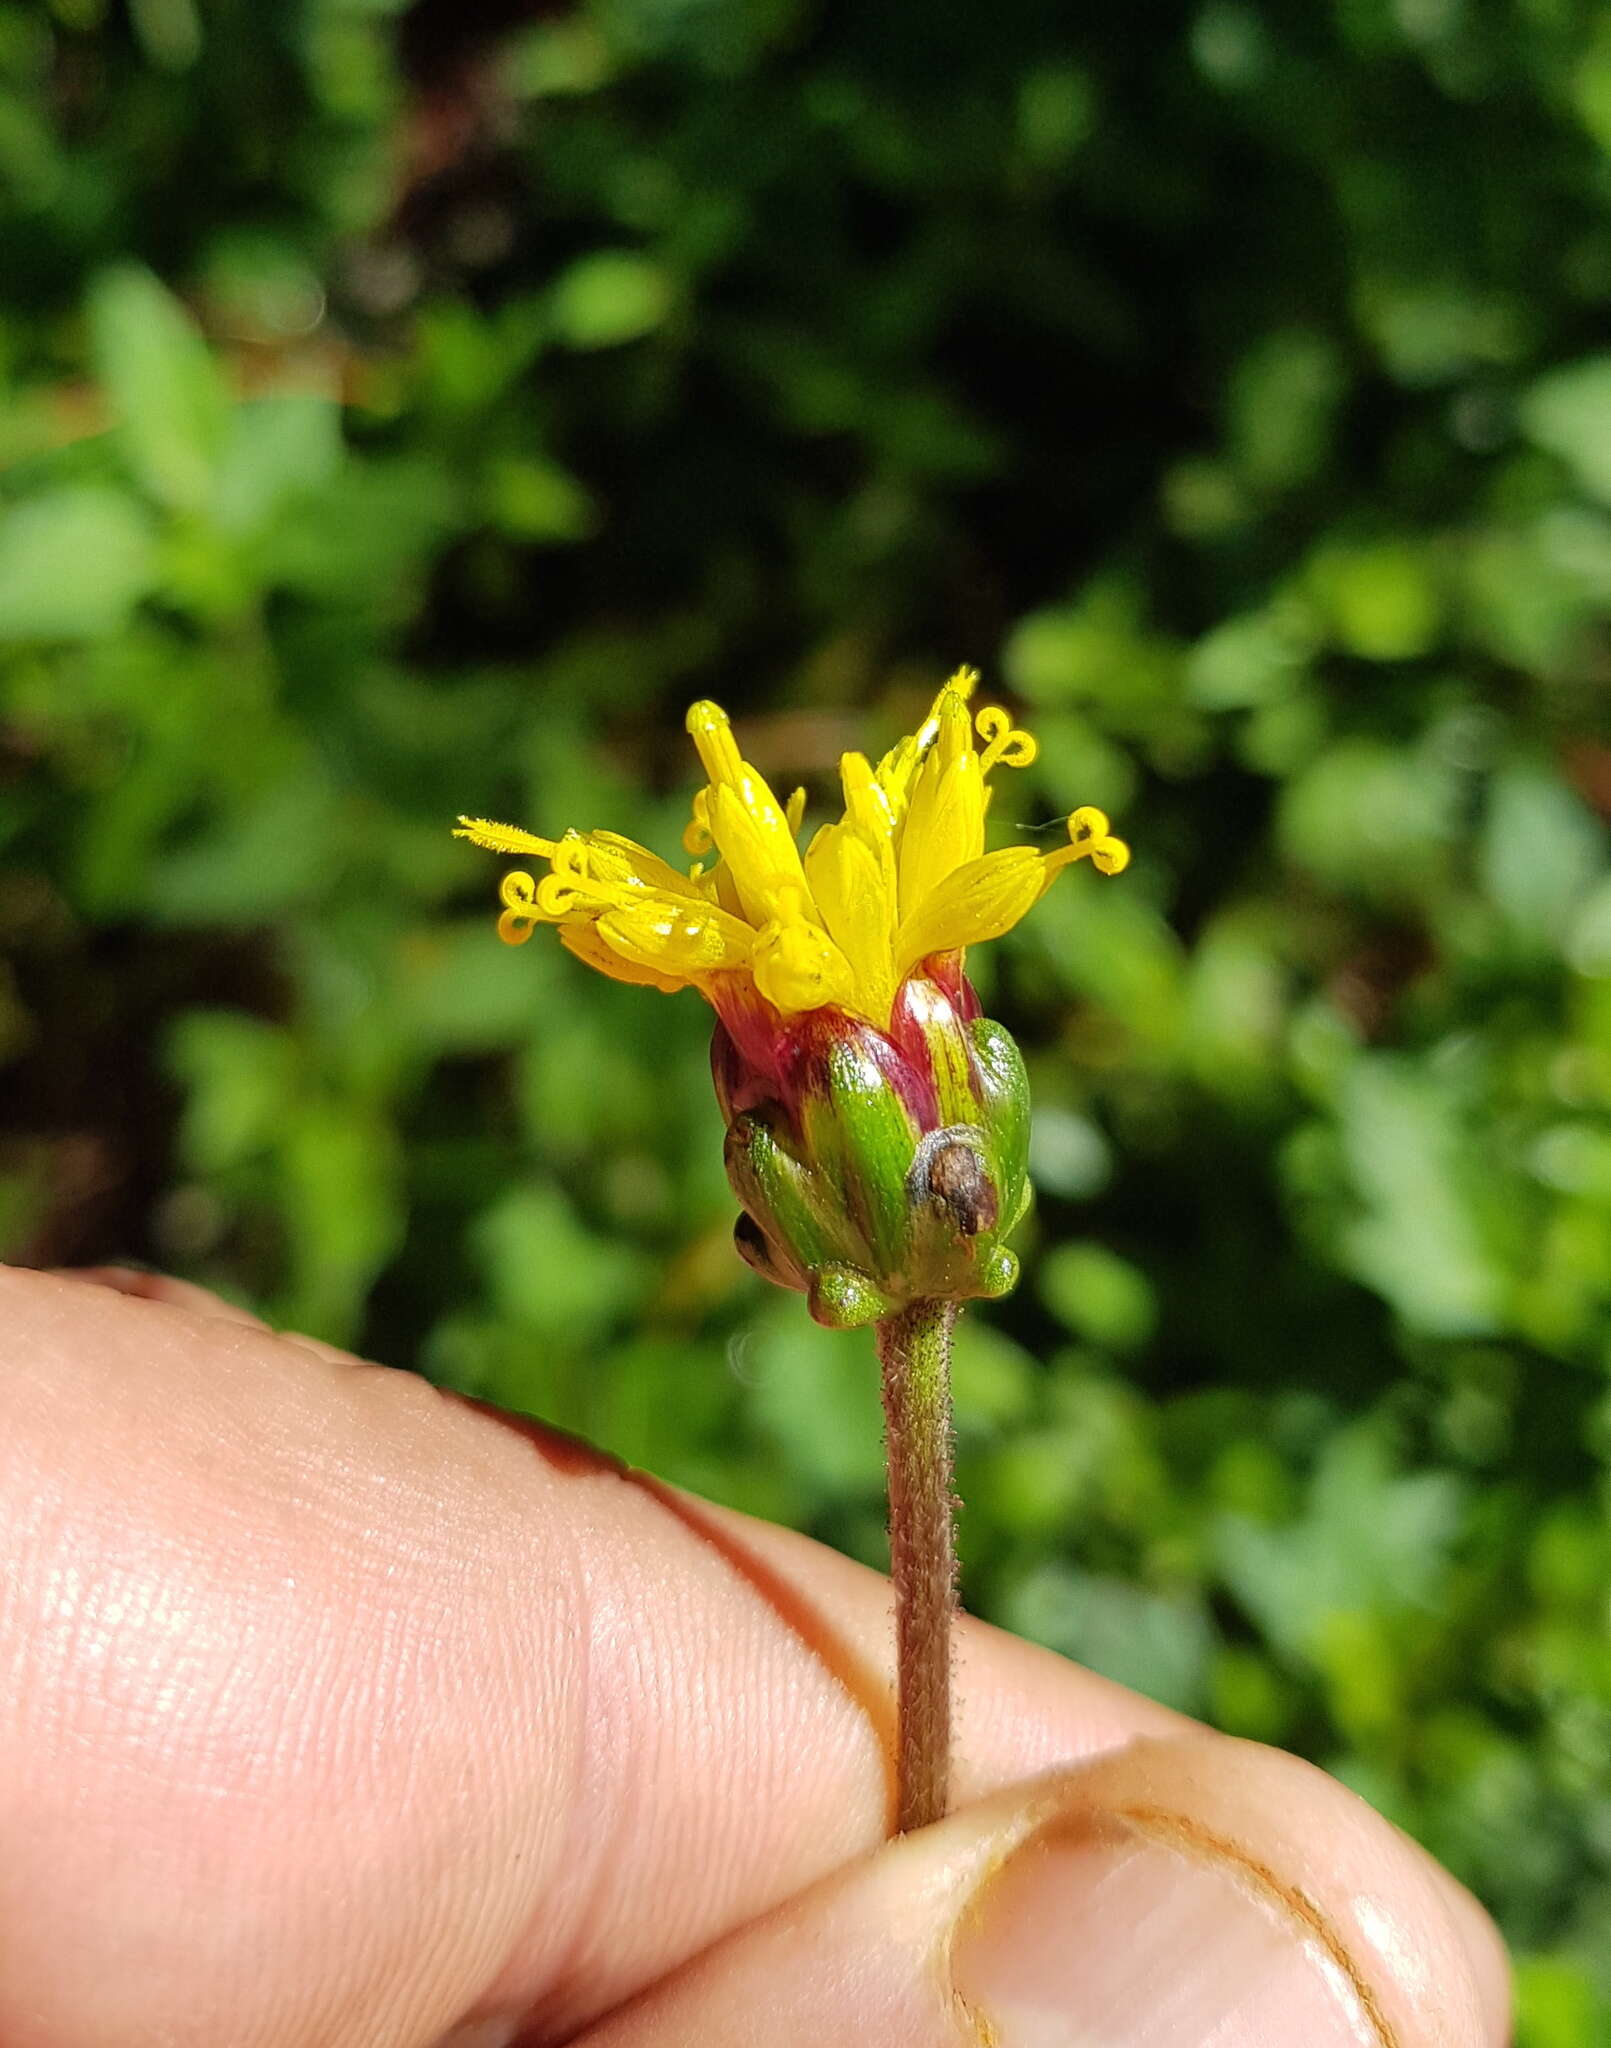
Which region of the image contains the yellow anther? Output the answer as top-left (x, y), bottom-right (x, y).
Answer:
top-left (975, 705), bottom-right (1038, 776)
top-left (784, 785), bottom-right (807, 837)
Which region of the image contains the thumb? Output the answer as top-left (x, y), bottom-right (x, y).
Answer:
top-left (575, 1731), bottom-right (1509, 2048)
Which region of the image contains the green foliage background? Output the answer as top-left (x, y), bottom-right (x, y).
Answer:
top-left (3, 1), bottom-right (1611, 2028)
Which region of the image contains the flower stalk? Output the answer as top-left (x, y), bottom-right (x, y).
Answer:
top-left (876, 1296), bottom-right (957, 1834)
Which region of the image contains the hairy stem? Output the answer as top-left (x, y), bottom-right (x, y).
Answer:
top-left (876, 1297), bottom-right (958, 1834)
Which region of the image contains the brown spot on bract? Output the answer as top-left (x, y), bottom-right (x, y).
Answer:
top-left (926, 1139), bottom-right (998, 1238)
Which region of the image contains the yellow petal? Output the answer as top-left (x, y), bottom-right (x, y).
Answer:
top-left (588, 830), bottom-right (707, 898)
top-left (894, 846), bottom-right (1044, 975)
top-left (873, 666), bottom-right (980, 818)
top-left (804, 819), bottom-right (896, 1022)
top-left (685, 700), bottom-right (746, 788)
top-left (709, 778), bottom-right (817, 929)
top-left (595, 895), bottom-right (755, 980)
top-left (839, 750), bottom-right (897, 848)
top-left (558, 920), bottom-right (688, 991)
top-left (896, 689), bottom-right (985, 919)
top-left (706, 857), bottom-right (746, 919)
top-left (685, 700), bottom-right (818, 928)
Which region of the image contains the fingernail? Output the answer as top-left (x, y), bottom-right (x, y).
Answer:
top-left (951, 1811), bottom-right (1383, 2047)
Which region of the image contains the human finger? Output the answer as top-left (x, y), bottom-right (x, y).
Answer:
top-left (0, 1266), bottom-right (1499, 2047)
top-left (576, 1733), bottom-right (1509, 2048)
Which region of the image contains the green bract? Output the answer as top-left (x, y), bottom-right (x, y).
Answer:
top-left (716, 968), bottom-right (1031, 1328)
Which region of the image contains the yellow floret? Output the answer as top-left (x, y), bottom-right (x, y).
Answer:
top-left (454, 668), bottom-right (1128, 1023)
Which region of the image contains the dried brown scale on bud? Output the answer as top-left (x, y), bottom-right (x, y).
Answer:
top-left (919, 1133), bottom-right (998, 1240)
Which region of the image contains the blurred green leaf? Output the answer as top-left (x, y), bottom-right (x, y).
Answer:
top-left (1039, 1240), bottom-right (1156, 1353)
top-left (1278, 737), bottom-right (1456, 898)
top-left (1334, 1056), bottom-right (1502, 1336)
top-left (746, 1302), bottom-right (885, 1498)
top-left (1480, 761), bottom-right (1606, 951)
top-left (1026, 1106), bottom-right (1112, 1200)
top-left (87, 263), bottom-right (229, 511)
top-left (1185, 609), bottom-right (1311, 711)
top-left (168, 1011), bottom-right (296, 1172)
top-left (950, 1316), bottom-right (1037, 1436)
top-left (1004, 578), bottom-right (1185, 739)
top-left (473, 1180), bottom-right (644, 1351)
top-left (0, 485), bottom-right (157, 640)
top-left (281, 1100), bottom-right (405, 1342)
top-left (1520, 357), bottom-right (1611, 507)
top-left (486, 454), bottom-right (598, 542)
top-left (146, 777), bottom-right (341, 925)
top-left (548, 251), bottom-right (675, 349)
top-left (1303, 539), bottom-right (1442, 662)
top-left (1005, 1565), bottom-right (1213, 1715)
top-left (1514, 1955), bottom-right (1611, 2048)
top-left (1218, 1428), bottom-right (1465, 1669)
top-left (1226, 329), bottom-right (1346, 493)
top-left (214, 397), bottom-right (344, 535)
top-left (1208, 1645), bottom-right (1295, 1745)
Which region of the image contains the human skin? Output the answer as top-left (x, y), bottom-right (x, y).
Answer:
top-left (0, 1264), bottom-right (1510, 2047)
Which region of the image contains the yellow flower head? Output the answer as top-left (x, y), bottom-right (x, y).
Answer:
top-left (454, 667), bottom-right (1128, 1030)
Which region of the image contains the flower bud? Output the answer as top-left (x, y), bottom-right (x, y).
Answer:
top-left (714, 965), bottom-right (1030, 1328)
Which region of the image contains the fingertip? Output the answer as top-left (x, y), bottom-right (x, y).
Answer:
top-left (951, 1734), bottom-right (1504, 2048)
top-left (576, 1732), bottom-right (1508, 2048)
